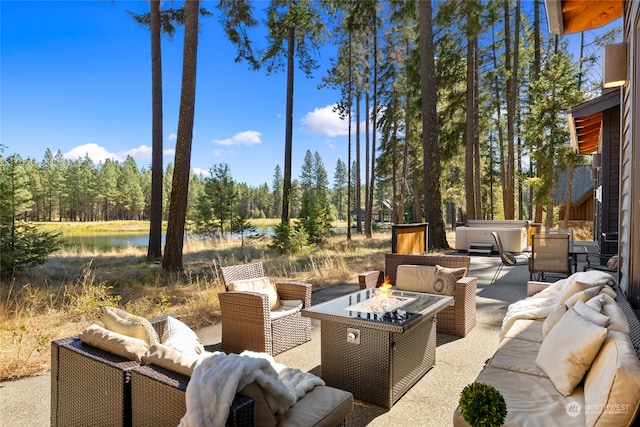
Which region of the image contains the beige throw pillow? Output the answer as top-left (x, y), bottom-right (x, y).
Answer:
top-left (563, 286), bottom-right (602, 308)
top-left (395, 265), bottom-right (455, 295)
top-left (559, 280), bottom-right (602, 306)
top-left (142, 342), bottom-right (200, 377)
top-left (161, 316), bottom-right (204, 360)
top-left (542, 304), bottom-right (567, 339)
top-left (437, 265), bottom-right (467, 281)
top-left (102, 306), bottom-right (159, 345)
top-left (229, 276), bottom-right (280, 310)
top-left (536, 308), bottom-right (607, 396)
top-left (573, 299), bottom-right (610, 327)
top-left (600, 294), bottom-right (631, 335)
top-left (395, 265), bottom-right (437, 292)
top-left (79, 324), bottom-right (149, 362)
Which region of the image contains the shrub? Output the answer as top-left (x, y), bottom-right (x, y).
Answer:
top-left (459, 382), bottom-right (507, 427)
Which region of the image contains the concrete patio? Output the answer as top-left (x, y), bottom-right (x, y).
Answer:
top-left (0, 249), bottom-right (595, 426)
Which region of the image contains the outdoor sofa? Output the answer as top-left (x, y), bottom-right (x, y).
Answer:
top-left (358, 253), bottom-right (477, 337)
top-left (51, 314), bottom-right (353, 427)
top-left (453, 271), bottom-right (640, 426)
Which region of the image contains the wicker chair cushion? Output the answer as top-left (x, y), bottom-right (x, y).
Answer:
top-left (161, 316), bottom-right (205, 360)
top-left (79, 323), bottom-right (149, 362)
top-left (270, 299), bottom-right (304, 321)
top-left (103, 306), bottom-right (160, 345)
top-left (142, 342), bottom-right (202, 377)
top-left (396, 265), bottom-right (456, 296)
top-left (229, 276), bottom-right (281, 310)
top-left (536, 308), bottom-right (607, 396)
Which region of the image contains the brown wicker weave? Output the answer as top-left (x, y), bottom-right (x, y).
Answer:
top-left (50, 316), bottom-right (254, 427)
top-left (130, 364), bottom-right (254, 427)
top-left (358, 254), bottom-right (477, 337)
top-left (219, 262), bottom-right (312, 355)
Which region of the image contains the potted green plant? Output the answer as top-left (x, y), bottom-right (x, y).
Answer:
top-left (458, 382), bottom-right (507, 427)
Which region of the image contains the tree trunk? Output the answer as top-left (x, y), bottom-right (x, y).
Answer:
top-left (503, 0), bottom-right (516, 219)
top-left (563, 166), bottom-right (574, 229)
top-left (281, 26), bottom-right (295, 227)
top-left (366, 15), bottom-right (378, 238)
top-left (162, 0), bottom-right (199, 271)
top-left (148, 0), bottom-right (163, 260)
top-left (355, 91), bottom-right (361, 233)
top-left (465, 34), bottom-right (476, 219)
top-left (533, 0), bottom-right (542, 223)
top-left (418, 0), bottom-right (448, 250)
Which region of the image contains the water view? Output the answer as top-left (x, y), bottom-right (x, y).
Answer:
top-left (59, 227), bottom-right (351, 250)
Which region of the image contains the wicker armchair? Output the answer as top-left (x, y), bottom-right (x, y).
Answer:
top-left (219, 262), bottom-right (312, 356)
top-left (358, 254), bottom-right (477, 337)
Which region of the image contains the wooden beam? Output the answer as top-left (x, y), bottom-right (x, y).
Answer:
top-left (561, 0), bottom-right (622, 34)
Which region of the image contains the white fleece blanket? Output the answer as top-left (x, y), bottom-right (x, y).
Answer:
top-left (499, 271), bottom-right (616, 340)
top-left (178, 350), bottom-right (325, 427)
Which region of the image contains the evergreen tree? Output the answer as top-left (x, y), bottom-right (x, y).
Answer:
top-left (333, 158), bottom-right (347, 221)
top-left (0, 154), bottom-right (60, 276)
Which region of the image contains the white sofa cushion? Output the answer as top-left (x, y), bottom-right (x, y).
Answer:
top-left (270, 299), bottom-right (304, 321)
top-left (536, 308), bottom-right (607, 396)
top-left (584, 331), bottom-right (640, 427)
top-left (395, 265), bottom-right (456, 296)
top-left (471, 365), bottom-right (586, 425)
top-left (503, 319), bottom-right (544, 343)
top-left (487, 337), bottom-right (547, 377)
top-left (229, 276), bottom-right (281, 310)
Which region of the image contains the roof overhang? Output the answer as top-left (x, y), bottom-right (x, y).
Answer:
top-left (545, 0), bottom-right (622, 35)
top-left (568, 88), bottom-right (621, 154)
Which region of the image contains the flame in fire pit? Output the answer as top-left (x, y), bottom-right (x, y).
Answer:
top-left (379, 276), bottom-right (393, 297)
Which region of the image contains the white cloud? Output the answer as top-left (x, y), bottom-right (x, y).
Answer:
top-left (64, 143), bottom-right (173, 164)
top-left (212, 149), bottom-right (224, 157)
top-left (64, 143), bottom-right (120, 163)
top-left (192, 167), bottom-right (209, 177)
top-left (167, 133), bottom-right (177, 142)
top-left (122, 145), bottom-right (152, 160)
top-left (213, 130), bottom-right (262, 146)
top-left (301, 104), bottom-right (349, 137)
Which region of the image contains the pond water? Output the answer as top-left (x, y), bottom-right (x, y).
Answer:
top-left (59, 226), bottom-right (351, 250)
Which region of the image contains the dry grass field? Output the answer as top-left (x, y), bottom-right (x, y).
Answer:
top-left (0, 224), bottom-right (396, 380)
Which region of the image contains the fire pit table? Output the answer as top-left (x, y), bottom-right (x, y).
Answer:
top-left (302, 288), bottom-right (453, 408)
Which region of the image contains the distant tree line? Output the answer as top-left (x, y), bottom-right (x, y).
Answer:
top-left (0, 147), bottom-right (354, 230)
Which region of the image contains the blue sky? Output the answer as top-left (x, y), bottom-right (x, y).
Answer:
top-left (1, 1), bottom-right (622, 189)
top-left (1, 0), bottom-right (349, 187)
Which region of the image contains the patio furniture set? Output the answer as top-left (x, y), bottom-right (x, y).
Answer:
top-left (453, 271), bottom-right (640, 426)
top-left (50, 253), bottom-right (479, 426)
